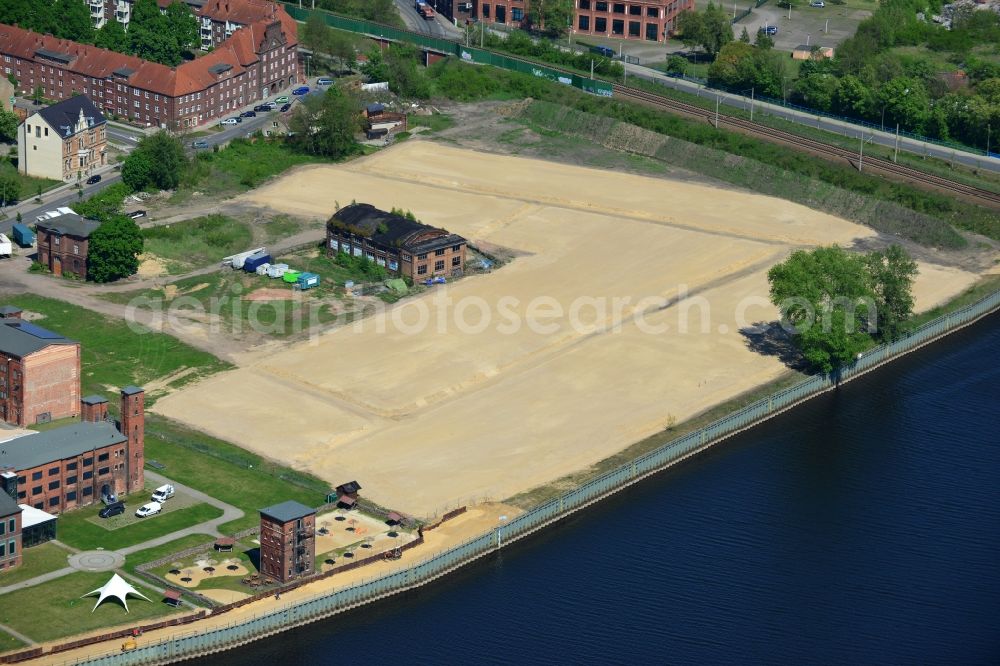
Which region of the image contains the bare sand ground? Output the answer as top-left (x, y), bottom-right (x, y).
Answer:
top-left (154, 142), bottom-right (980, 517)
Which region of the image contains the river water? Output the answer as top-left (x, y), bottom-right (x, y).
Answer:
top-left (198, 314), bottom-right (1000, 665)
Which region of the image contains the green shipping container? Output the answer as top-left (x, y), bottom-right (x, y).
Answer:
top-left (282, 270), bottom-right (301, 284)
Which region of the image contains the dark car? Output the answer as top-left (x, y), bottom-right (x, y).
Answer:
top-left (253, 104), bottom-right (268, 112)
top-left (292, 86), bottom-right (310, 96)
top-left (86, 174), bottom-right (102, 184)
top-left (128, 210), bottom-right (147, 219)
top-left (192, 139), bottom-right (209, 149)
top-left (280, 103), bottom-right (291, 112)
top-left (241, 110), bottom-right (257, 118)
top-left (590, 45), bottom-right (615, 58)
top-left (760, 25), bottom-right (778, 35)
top-left (99, 501), bottom-right (126, 519)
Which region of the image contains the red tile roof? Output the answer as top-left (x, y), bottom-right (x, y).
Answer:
top-left (0, 6), bottom-right (296, 99)
top-left (200, 0), bottom-right (279, 25)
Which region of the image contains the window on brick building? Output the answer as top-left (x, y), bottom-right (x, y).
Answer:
top-left (452, 256), bottom-right (462, 267)
top-left (66, 491), bottom-right (77, 501)
top-left (579, 0), bottom-right (591, 7)
top-left (98, 452), bottom-right (109, 462)
top-left (66, 462), bottom-right (77, 471)
top-left (629, 20), bottom-right (641, 35)
top-left (48, 480), bottom-right (59, 490)
top-left (67, 475), bottom-right (77, 485)
top-left (435, 248), bottom-right (445, 256)
top-left (83, 486), bottom-right (92, 496)
top-left (31, 471), bottom-right (41, 481)
top-left (83, 457), bottom-right (92, 466)
top-left (646, 22), bottom-right (659, 39)
top-left (613, 2), bottom-right (625, 12)
top-left (596, 16), bottom-right (608, 30)
top-left (49, 497), bottom-right (59, 507)
top-left (435, 260), bottom-right (445, 271)
top-left (612, 18), bottom-right (624, 33)
top-left (31, 486), bottom-right (41, 495)
top-left (646, 6), bottom-right (658, 15)
top-left (417, 265), bottom-right (428, 275)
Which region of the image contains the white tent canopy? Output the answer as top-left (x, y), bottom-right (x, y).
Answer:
top-left (81, 573), bottom-right (152, 613)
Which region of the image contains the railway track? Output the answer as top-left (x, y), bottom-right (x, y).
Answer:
top-left (612, 84), bottom-right (1000, 211)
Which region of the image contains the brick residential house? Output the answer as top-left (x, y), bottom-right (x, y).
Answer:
top-left (259, 500), bottom-right (315, 584)
top-left (327, 204), bottom-right (467, 281)
top-left (0, 307), bottom-right (81, 427)
top-left (0, 386), bottom-right (146, 514)
top-left (0, 490), bottom-right (22, 572)
top-left (0, 5), bottom-right (299, 130)
top-left (472, 0), bottom-right (694, 42)
top-left (34, 207), bottom-right (102, 280)
top-left (17, 95), bottom-right (108, 182)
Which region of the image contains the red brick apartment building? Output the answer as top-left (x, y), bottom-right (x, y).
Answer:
top-left (473, 0), bottom-right (694, 42)
top-left (0, 306), bottom-right (81, 427)
top-left (33, 208), bottom-right (102, 280)
top-left (0, 4), bottom-right (299, 129)
top-left (327, 204), bottom-right (467, 281)
top-left (259, 500), bottom-right (316, 584)
top-left (0, 491), bottom-right (22, 572)
top-left (0, 387), bottom-right (146, 514)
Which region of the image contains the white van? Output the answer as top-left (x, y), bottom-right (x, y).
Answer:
top-left (151, 484), bottom-right (175, 502)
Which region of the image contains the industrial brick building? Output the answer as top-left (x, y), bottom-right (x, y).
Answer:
top-left (0, 386), bottom-right (146, 514)
top-left (0, 491), bottom-right (22, 572)
top-left (259, 500), bottom-right (316, 584)
top-left (34, 208), bottom-right (102, 280)
top-left (17, 95), bottom-right (108, 182)
top-left (0, 3), bottom-right (299, 129)
top-left (471, 0), bottom-right (694, 42)
top-left (0, 307), bottom-right (81, 427)
top-left (327, 204), bottom-right (467, 281)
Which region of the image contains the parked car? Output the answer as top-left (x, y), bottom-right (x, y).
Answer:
top-left (253, 104), bottom-right (269, 112)
top-left (316, 77), bottom-right (334, 86)
top-left (590, 45), bottom-right (615, 58)
top-left (292, 86), bottom-right (310, 96)
top-left (809, 0), bottom-right (825, 6)
top-left (86, 174), bottom-right (101, 184)
top-left (191, 139), bottom-right (209, 149)
top-left (220, 118), bottom-right (239, 126)
top-left (760, 25), bottom-right (778, 35)
top-left (151, 484), bottom-right (175, 502)
top-left (101, 491), bottom-right (118, 505)
top-left (260, 102), bottom-right (276, 110)
top-left (99, 501), bottom-right (126, 519)
top-left (274, 95), bottom-right (290, 104)
top-left (135, 502), bottom-right (162, 518)
top-left (128, 210), bottom-right (147, 219)
top-left (280, 103), bottom-right (291, 112)
top-left (241, 110), bottom-right (257, 118)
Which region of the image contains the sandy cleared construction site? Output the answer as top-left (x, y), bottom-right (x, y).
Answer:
top-left (153, 141), bottom-right (979, 516)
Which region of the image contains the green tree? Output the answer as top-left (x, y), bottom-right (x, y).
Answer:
top-left (302, 12), bottom-right (331, 55)
top-left (328, 30), bottom-right (360, 72)
top-left (526, 0), bottom-right (575, 37)
top-left (33, 84), bottom-right (44, 104)
top-left (833, 74), bottom-right (874, 118)
top-left (876, 76), bottom-right (929, 133)
top-left (0, 164), bottom-right (21, 206)
top-left (95, 18), bottom-right (129, 52)
top-left (164, 1), bottom-right (199, 53)
top-left (121, 150), bottom-right (155, 190)
top-left (863, 245), bottom-right (917, 341)
top-left (137, 131), bottom-right (188, 190)
top-left (288, 86), bottom-right (362, 159)
top-left (71, 182), bottom-right (131, 221)
top-left (129, 0), bottom-right (182, 66)
top-left (708, 41), bottom-right (784, 97)
top-left (676, 3), bottom-right (732, 58)
top-left (753, 29), bottom-right (774, 50)
top-left (739, 26), bottom-right (751, 43)
top-left (53, 0), bottom-right (94, 42)
top-left (87, 216), bottom-right (144, 283)
top-left (0, 109), bottom-right (19, 142)
top-left (665, 55), bottom-right (688, 77)
top-left (767, 246), bottom-right (875, 374)
top-left (794, 73), bottom-right (840, 111)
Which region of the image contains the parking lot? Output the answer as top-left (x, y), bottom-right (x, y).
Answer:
top-left (83, 483), bottom-right (201, 531)
top-left (735, 1), bottom-right (875, 53)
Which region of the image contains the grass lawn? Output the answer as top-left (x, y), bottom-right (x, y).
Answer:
top-left (142, 215), bottom-right (254, 274)
top-left (56, 502), bottom-right (223, 551)
top-left (0, 571), bottom-right (177, 643)
top-left (0, 629), bottom-right (25, 653)
top-left (144, 416), bottom-right (328, 534)
top-left (409, 113), bottom-right (455, 132)
top-left (4, 295), bottom-right (232, 406)
top-left (170, 139), bottom-right (332, 205)
top-left (0, 542), bottom-right (72, 586)
top-left (125, 533), bottom-right (216, 573)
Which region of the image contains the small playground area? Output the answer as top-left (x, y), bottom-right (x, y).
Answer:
top-left (314, 508), bottom-right (419, 571)
top-left (164, 556), bottom-right (250, 589)
top-left (154, 141), bottom-right (980, 517)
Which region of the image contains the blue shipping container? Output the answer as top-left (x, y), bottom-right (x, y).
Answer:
top-left (297, 272), bottom-right (320, 290)
top-left (12, 224), bottom-right (34, 247)
top-left (243, 253), bottom-right (272, 272)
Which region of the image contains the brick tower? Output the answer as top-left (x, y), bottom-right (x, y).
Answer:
top-left (259, 501), bottom-right (316, 584)
top-left (80, 395), bottom-right (109, 422)
top-left (120, 386), bottom-right (145, 494)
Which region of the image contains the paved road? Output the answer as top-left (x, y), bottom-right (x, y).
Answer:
top-left (394, 0), bottom-right (462, 38)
